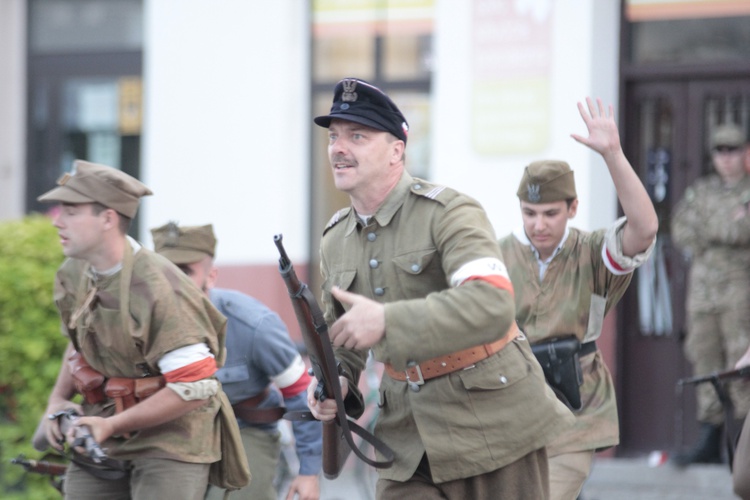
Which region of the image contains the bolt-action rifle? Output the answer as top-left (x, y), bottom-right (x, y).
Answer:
top-left (11, 454), bottom-right (66, 493)
top-left (677, 365), bottom-right (750, 386)
top-left (32, 408), bottom-right (108, 463)
top-left (677, 365), bottom-right (750, 468)
top-left (274, 234), bottom-right (394, 479)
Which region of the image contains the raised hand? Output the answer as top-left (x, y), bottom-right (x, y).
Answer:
top-left (571, 96), bottom-right (622, 159)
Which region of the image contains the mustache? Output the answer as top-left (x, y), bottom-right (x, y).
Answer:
top-left (331, 154), bottom-right (356, 166)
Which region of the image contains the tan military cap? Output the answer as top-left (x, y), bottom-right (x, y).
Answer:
top-left (711, 124), bottom-right (745, 149)
top-left (37, 159), bottom-right (152, 218)
top-left (151, 222), bottom-right (216, 265)
top-left (516, 160), bottom-right (577, 204)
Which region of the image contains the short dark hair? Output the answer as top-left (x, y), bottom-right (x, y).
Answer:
top-left (90, 202), bottom-right (132, 234)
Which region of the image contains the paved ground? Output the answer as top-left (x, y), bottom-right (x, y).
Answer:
top-left (315, 456), bottom-right (739, 500)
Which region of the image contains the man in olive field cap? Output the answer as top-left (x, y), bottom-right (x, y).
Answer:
top-left (498, 98), bottom-right (659, 500)
top-left (671, 123), bottom-right (750, 468)
top-left (37, 160), bottom-right (243, 500)
top-left (307, 77), bottom-right (575, 500)
top-left (152, 222), bottom-right (322, 500)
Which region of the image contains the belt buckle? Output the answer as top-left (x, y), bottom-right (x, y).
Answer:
top-left (406, 365), bottom-right (424, 392)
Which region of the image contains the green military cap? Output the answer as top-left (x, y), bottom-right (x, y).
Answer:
top-left (711, 124), bottom-right (745, 149)
top-left (37, 159), bottom-right (152, 218)
top-left (516, 160), bottom-right (577, 204)
top-left (151, 222), bottom-right (216, 265)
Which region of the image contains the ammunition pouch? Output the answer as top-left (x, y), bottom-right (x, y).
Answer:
top-left (531, 336), bottom-right (594, 411)
top-left (68, 351), bottom-right (106, 405)
top-left (104, 376), bottom-right (166, 414)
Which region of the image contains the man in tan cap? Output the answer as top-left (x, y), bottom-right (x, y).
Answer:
top-left (499, 98), bottom-right (659, 500)
top-left (671, 123), bottom-right (750, 467)
top-left (37, 160), bottom-right (243, 500)
top-left (151, 222), bottom-right (322, 500)
top-left (307, 78), bottom-right (574, 499)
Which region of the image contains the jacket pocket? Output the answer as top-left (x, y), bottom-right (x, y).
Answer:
top-left (322, 270), bottom-right (357, 293)
top-left (391, 249), bottom-right (441, 298)
top-left (457, 340), bottom-right (530, 392)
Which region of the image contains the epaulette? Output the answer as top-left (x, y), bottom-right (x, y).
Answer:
top-left (324, 207), bottom-right (351, 233)
top-left (410, 178), bottom-right (457, 205)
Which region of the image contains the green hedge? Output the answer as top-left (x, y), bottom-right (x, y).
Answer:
top-left (0, 214), bottom-right (68, 499)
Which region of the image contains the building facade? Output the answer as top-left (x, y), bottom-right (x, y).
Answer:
top-left (1, 0), bottom-right (749, 456)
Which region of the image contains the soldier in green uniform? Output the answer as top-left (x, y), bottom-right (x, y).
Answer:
top-left (498, 98), bottom-right (659, 500)
top-left (37, 160), bottom-right (238, 500)
top-left (671, 124), bottom-right (750, 467)
top-left (307, 77), bottom-right (575, 500)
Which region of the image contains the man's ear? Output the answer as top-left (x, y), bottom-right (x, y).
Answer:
top-left (568, 198), bottom-right (579, 219)
top-left (206, 265), bottom-right (219, 290)
top-left (102, 208), bottom-right (119, 230)
top-left (390, 140), bottom-right (405, 164)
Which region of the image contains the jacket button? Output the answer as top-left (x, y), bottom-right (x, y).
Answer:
top-left (411, 264), bottom-right (420, 272)
top-left (367, 232), bottom-right (377, 241)
top-left (499, 375), bottom-right (508, 384)
top-left (374, 287), bottom-right (384, 296)
top-left (409, 382), bottom-right (421, 392)
top-left (369, 259), bottom-right (379, 269)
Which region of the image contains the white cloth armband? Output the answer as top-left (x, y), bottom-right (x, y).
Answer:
top-left (167, 379), bottom-right (219, 401)
top-left (602, 216), bottom-right (656, 274)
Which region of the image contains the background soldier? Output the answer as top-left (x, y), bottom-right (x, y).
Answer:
top-left (498, 98), bottom-right (658, 499)
top-left (152, 222), bottom-right (322, 500)
top-left (671, 124), bottom-right (750, 466)
top-left (307, 77), bottom-right (574, 499)
top-left (37, 160), bottom-right (231, 500)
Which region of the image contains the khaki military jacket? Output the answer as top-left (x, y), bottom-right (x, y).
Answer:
top-left (53, 241), bottom-right (227, 463)
top-left (672, 174), bottom-right (750, 312)
top-left (320, 172), bottom-right (574, 483)
top-left (499, 222), bottom-right (649, 454)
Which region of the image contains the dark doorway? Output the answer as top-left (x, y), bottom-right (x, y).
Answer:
top-left (25, 0), bottom-right (143, 235)
top-left (617, 78), bottom-right (750, 456)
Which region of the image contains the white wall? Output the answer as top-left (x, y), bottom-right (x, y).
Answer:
top-left (141, 0), bottom-right (310, 265)
top-left (0, 0), bottom-right (26, 222)
top-left (432, 0), bottom-right (622, 239)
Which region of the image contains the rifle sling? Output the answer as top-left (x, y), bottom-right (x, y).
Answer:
top-left (286, 286), bottom-right (394, 470)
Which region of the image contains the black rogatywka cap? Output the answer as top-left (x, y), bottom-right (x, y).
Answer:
top-left (314, 78), bottom-right (409, 143)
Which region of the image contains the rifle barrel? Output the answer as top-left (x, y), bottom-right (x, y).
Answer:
top-left (274, 234), bottom-right (290, 269)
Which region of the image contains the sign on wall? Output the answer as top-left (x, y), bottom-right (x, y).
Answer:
top-left (471, 0), bottom-right (553, 155)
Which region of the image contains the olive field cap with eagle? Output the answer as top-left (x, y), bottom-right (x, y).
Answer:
top-left (516, 160), bottom-right (577, 204)
top-left (151, 222), bottom-right (217, 265)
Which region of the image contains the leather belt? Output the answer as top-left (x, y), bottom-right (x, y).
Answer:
top-left (580, 341), bottom-right (597, 357)
top-left (385, 323), bottom-right (520, 386)
top-left (231, 387), bottom-right (286, 424)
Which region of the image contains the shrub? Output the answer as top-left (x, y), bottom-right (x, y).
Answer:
top-left (0, 214), bottom-right (67, 499)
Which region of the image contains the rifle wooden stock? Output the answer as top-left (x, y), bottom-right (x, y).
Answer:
top-left (274, 234), bottom-right (394, 480)
top-left (678, 366), bottom-right (750, 386)
top-left (11, 454), bottom-right (67, 477)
